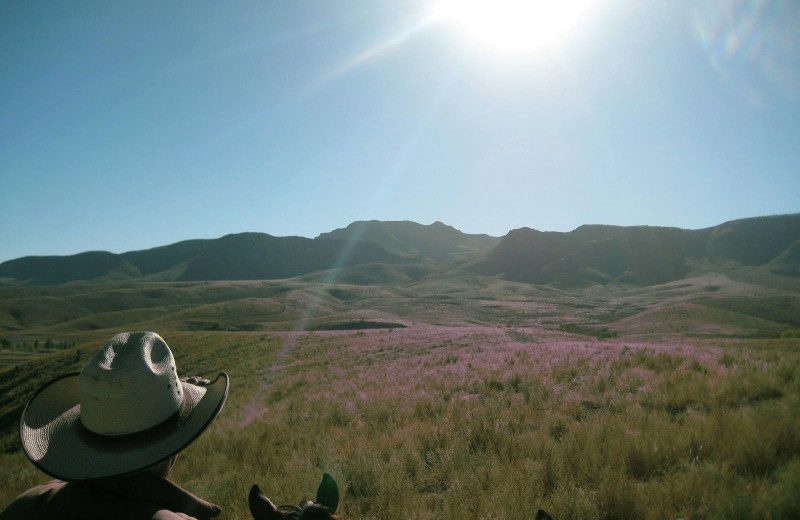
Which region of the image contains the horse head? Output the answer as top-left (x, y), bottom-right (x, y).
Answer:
top-left (249, 473), bottom-right (339, 520)
top-left (249, 472), bottom-right (553, 519)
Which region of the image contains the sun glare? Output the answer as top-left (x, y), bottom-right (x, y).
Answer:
top-left (434, 0), bottom-right (595, 51)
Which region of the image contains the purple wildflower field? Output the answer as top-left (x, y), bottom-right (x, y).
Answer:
top-left (143, 325), bottom-right (800, 519)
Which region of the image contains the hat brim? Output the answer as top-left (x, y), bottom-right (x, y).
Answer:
top-left (20, 372), bottom-right (229, 481)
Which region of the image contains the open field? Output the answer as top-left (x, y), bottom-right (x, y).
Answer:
top-left (1, 270), bottom-right (800, 518)
top-left (1, 327), bottom-right (799, 519)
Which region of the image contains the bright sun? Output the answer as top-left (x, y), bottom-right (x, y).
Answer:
top-left (434, 0), bottom-right (595, 51)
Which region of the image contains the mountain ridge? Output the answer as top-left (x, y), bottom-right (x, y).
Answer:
top-left (470, 213), bottom-right (800, 287)
top-left (316, 220), bottom-right (500, 261)
top-left (0, 232), bottom-right (410, 285)
top-left (1, 214), bottom-right (798, 287)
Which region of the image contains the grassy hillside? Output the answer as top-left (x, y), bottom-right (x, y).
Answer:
top-left (3, 215), bottom-right (798, 289)
top-left (176, 233), bottom-right (409, 281)
top-left (1, 268), bottom-right (798, 342)
top-left (317, 220), bottom-right (500, 262)
top-left (471, 214), bottom-right (800, 287)
top-left (770, 240), bottom-right (800, 277)
top-left (469, 225), bottom-right (706, 287)
top-left (121, 238), bottom-right (213, 274)
top-left (298, 262), bottom-right (438, 286)
top-left (0, 233), bottom-right (410, 285)
top-left (707, 213), bottom-right (800, 265)
top-left (0, 251), bottom-right (141, 285)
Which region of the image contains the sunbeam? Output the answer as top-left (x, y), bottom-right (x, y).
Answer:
top-left (289, 53), bottom-right (457, 331)
top-left (307, 13), bottom-right (438, 93)
top-left (237, 54), bottom-right (465, 428)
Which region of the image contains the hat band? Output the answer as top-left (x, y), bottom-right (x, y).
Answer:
top-left (78, 407), bottom-right (183, 444)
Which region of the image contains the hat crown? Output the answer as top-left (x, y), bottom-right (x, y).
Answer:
top-left (79, 332), bottom-right (184, 435)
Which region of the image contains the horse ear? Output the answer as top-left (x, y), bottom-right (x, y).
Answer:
top-left (315, 473), bottom-right (339, 513)
top-left (535, 509), bottom-right (554, 520)
top-left (249, 484), bottom-right (279, 520)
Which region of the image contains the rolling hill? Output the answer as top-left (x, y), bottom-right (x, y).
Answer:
top-left (0, 251), bottom-right (141, 285)
top-left (176, 232), bottom-right (407, 281)
top-left (0, 233), bottom-right (409, 285)
top-left (770, 240), bottom-right (800, 277)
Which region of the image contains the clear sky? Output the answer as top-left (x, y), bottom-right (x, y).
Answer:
top-left (1, 0), bottom-right (798, 262)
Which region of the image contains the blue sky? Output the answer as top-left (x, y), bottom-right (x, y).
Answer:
top-left (1, 0), bottom-right (798, 262)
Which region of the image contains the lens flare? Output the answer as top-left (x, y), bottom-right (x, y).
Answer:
top-left (693, 0), bottom-right (800, 106)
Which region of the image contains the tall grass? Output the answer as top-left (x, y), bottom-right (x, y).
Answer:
top-left (1, 328), bottom-right (799, 519)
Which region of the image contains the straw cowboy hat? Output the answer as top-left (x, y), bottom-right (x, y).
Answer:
top-left (19, 331), bottom-right (229, 481)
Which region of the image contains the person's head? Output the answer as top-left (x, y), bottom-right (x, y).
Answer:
top-left (19, 332), bottom-right (228, 482)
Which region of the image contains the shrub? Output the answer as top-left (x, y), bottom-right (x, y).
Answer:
top-left (780, 325), bottom-right (800, 338)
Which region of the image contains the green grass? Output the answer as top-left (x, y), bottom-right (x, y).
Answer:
top-left (782, 326), bottom-right (800, 339)
top-left (2, 269), bottom-right (797, 342)
top-left (559, 323), bottom-right (618, 340)
top-left (2, 273), bottom-right (800, 518)
top-left (309, 320), bottom-right (407, 331)
top-left (2, 330), bottom-right (799, 519)
top-left (700, 296), bottom-right (800, 328)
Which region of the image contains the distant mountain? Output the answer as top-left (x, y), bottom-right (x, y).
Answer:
top-left (121, 239), bottom-right (213, 275)
top-left (470, 214), bottom-right (800, 287)
top-left (316, 220), bottom-right (499, 261)
top-left (176, 232), bottom-right (407, 281)
top-left (2, 215), bottom-right (797, 287)
top-left (0, 251), bottom-right (141, 285)
top-left (0, 233), bottom-right (409, 285)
